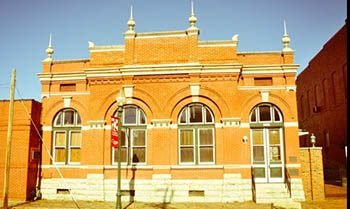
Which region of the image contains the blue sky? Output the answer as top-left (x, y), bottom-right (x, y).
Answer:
top-left (0, 0), bottom-right (346, 101)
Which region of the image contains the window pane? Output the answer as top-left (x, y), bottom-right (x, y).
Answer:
top-left (180, 130), bottom-right (193, 145)
top-left (133, 130), bottom-right (146, 146)
top-left (180, 147), bottom-right (194, 163)
top-left (270, 167), bottom-right (282, 178)
top-left (114, 147), bottom-right (127, 163)
top-left (120, 130), bottom-right (127, 146)
top-left (179, 109), bottom-right (187, 123)
top-left (205, 108), bottom-right (213, 123)
top-left (189, 105), bottom-right (203, 123)
top-left (259, 105), bottom-right (271, 121)
top-left (274, 108), bottom-right (280, 122)
top-left (70, 132), bottom-right (81, 146)
top-left (64, 110), bottom-right (74, 125)
top-left (270, 146), bottom-right (281, 162)
top-left (132, 147), bottom-right (145, 163)
top-left (253, 167), bottom-right (265, 178)
top-left (250, 110), bottom-right (256, 122)
top-left (55, 132), bottom-right (66, 146)
top-left (200, 147), bottom-right (213, 162)
top-left (139, 111), bottom-right (146, 124)
top-left (76, 113), bottom-right (81, 125)
top-left (55, 112), bottom-right (62, 126)
top-left (55, 148), bottom-right (65, 163)
top-left (199, 129), bottom-right (213, 145)
top-left (124, 107), bottom-right (137, 124)
top-left (253, 146), bottom-right (265, 162)
top-left (269, 129), bottom-right (280, 144)
top-left (70, 148), bottom-right (80, 163)
top-left (252, 130), bottom-right (264, 145)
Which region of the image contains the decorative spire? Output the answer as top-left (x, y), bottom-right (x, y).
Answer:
top-left (44, 33), bottom-right (54, 61)
top-left (127, 5), bottom-right (135, 33)
top-left (282, 20), bottom-right (292, 52)
top-left (188, 0), bottom-right (197, 29)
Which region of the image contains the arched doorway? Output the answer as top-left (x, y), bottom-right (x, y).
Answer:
top-left (250, 103), bottom-right (284, 183)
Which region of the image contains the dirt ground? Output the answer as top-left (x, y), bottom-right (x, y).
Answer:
top-left (301, 183), bottom-right (347, 209)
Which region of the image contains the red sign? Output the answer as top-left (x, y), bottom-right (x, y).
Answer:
top-left (111, 116), bottom-right (119, 148)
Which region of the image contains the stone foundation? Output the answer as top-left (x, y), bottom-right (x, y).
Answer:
top-left (40, 173), bottom-right (305, 202)
top-left (40, 173), bottom-right (252, 202)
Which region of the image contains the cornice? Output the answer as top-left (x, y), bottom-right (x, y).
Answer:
top-left (135, 30), bottom-right (188, 39)
top-left (89, 45), bottom-right (124, 52)
top-left (198, 40), bottom-right (235, 47)
top-left (42, 58), bottom-right (90, 64)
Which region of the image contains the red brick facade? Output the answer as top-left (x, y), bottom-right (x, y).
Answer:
top-left (0, 100), bottom-right (41, 201)
top-left (36, 10), bottom-right (305, 202)
top-left (296, 21), bottom-right (347, 180)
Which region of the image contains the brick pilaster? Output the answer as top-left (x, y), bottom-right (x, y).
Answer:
top-left (300, 147), bottom-right (325, 200)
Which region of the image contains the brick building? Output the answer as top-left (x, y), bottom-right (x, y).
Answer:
top-left (37, 4), bottom-right (305, 203)
top-left (0, 100), bottom-right (41, 201)
top-left (296, 20), bottom-right (347, 181)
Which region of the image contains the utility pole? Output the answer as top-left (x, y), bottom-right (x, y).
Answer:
top-left (2, 69), bottom-right (16, 209)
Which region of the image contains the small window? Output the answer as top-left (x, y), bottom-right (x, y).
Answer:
top-left (178, 104), bottom-right (214, 125)
top-left (254, 77), bottom-right (272, 86)
top-left (250, 109), bottom-right (257, 122)
top-left (189, 105), bottom-right (203, 123)
top-left (205, 108), bottom-right (213, 123)
top-left (259, 105), bottom-right (271, 122)
top-left (249, 103), bottom-right (283, 124)
top-left (123, 106), bottom-right (147, 126)
top-left (124, 107), bottom-right (137, 125)
top-left (60, 84), bottom-right (76, 92)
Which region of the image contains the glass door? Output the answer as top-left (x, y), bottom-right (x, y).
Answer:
top-left (251, 128), bottom-right (284, 183)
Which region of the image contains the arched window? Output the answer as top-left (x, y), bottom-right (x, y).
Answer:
top-left (53, 109), bottom-right (82, 164)
top-left (249, 103), bottom-right (283, 124)
top-left (178, 103), bottom-right (215, 165)
top-left (112, 105), bottom-right (147, 165)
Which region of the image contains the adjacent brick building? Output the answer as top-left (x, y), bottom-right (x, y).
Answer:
top-left (37, 5), bottom-right (305, 203)
top-left (0, 100), bottom-right (41, 201)
top-left (296, 20), bottom-right (347, 181)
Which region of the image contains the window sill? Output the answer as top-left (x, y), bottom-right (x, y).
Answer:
top-left (171, 165), bottom-right (222, 169)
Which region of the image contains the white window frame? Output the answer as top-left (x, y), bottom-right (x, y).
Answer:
top-left (178, 128), bottom-right (196, 165)
top-left (68, 130), bottom-right (81, 165)
top-left (52, 130), bottom-right (66, 165)
top-left (130, 129), bottom-right (147, 165)
top-left (112, 129), bottom-right (129, 165)
top-left (198, 128), bottom-right (215, 165)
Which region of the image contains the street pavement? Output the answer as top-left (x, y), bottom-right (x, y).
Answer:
top-left (1, 184), bottom-right (346, 209)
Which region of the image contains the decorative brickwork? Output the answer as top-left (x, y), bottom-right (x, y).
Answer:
top-left (300, 147), bottom-right (325, 200)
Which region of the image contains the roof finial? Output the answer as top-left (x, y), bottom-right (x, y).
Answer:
top-left (44, 33), bottom-right (54, 61)
top-left (127, 5), bottom-right (135, 33)
top-left (188, 0), bottom-right (197, 29)
top-left (282, 20), bottom-right (292, 52)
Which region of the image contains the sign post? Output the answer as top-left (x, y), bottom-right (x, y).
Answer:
top-left (114, 89), bottom-right (125, 209)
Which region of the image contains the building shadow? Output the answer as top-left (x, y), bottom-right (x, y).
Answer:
top-left (123, 155), bottom-right (138, 209)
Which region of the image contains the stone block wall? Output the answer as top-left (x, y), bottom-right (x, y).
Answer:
top-left (40, 173), bottom-right (253, 202)
top-left (300, 147), bottom-right (325, 200)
